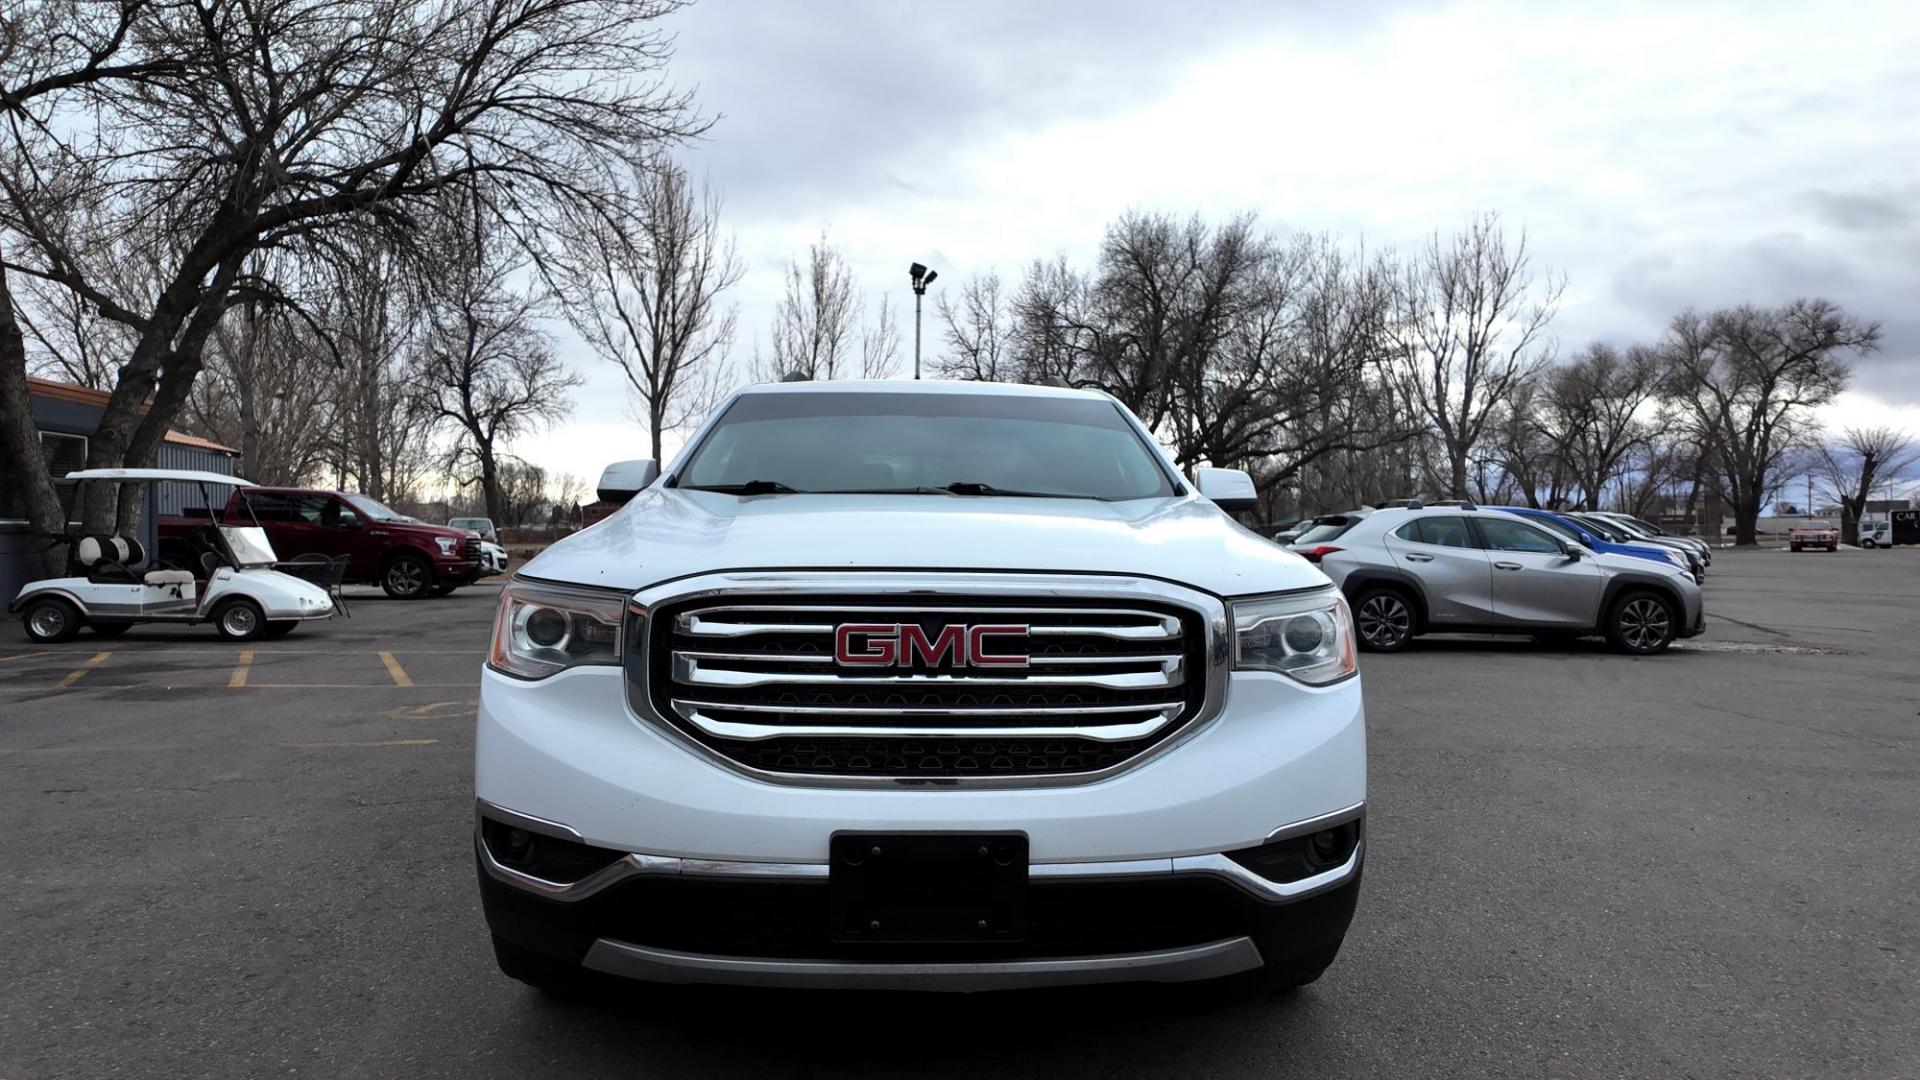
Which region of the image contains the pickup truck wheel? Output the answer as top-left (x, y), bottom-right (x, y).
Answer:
top-left (23, 597), bottom-right (82, 643)
top-left (1352, 588), bottom-right (1414, 652)
top-left (212, 597), bottom-right (266, 641)
top-left (1603, 590), bottom-right (1675, 655)
top-left (381, 554), bottom-right (432, 600)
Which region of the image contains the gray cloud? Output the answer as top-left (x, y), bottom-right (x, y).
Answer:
top-left (1803, 189), bottom-right (1912, 232)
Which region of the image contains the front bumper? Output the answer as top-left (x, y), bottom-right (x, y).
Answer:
top-left (476, 803), bottom-right (1364, 991)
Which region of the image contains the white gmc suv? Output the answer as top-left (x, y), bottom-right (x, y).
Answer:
top-left (475, 380), bottom-right (1366, 995)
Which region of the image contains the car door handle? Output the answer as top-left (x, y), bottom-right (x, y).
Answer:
top-left (1493, 561), bottom-right (1523, 570)
top-left (1403, 553), bottom-right (1433, 562)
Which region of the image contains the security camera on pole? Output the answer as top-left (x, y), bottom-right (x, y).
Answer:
top-left (909, 262), bottom-right (938, 379)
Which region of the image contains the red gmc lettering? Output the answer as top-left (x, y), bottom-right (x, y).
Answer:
top-left (834, 623), bottom-right (898, 665)
top-left (968, 624), bottom-right (1030, 667)
top-left (900, 625), bottom-right (968, 667)
top-left (832, 623), bottom-right (1031, 667)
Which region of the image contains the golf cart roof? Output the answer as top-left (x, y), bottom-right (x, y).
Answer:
top-left (64, 468), bottom-right (256, 486)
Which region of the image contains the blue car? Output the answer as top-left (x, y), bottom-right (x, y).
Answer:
top-left (1493, 506), bottom-right (1693, 577)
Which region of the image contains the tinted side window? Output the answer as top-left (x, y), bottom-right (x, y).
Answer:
top-left (1478, 517), bottom-right (1563, 554)
top-left (241, 492), bottom-right (293, 522)
top-left (1294, 516), bottom-right (1361, 545)
top-left (1414, 516), bottom-right (1475, 548)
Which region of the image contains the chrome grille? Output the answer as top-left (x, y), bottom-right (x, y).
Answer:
top-left (634, 594), bottom-right (1205, 781)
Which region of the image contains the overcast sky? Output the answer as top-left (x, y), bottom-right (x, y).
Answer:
top-left (516, 0), bottom-right (1920, 484)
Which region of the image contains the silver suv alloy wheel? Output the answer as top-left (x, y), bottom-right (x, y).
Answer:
top-left (1616, 596), bottom-right (1670, 651)
top-left (1356, 593), bottom-right (1412, 650)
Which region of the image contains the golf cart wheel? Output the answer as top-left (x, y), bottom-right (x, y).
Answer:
top-left (212, 597), bottom-right (267, 641)
top-left (1603, 590), bottom-right (1676, 655)
top-left (263, 621), bottom-right (298, 638)
top-left (22, 597), bottom-right (82, 643)
top-left (381, 554), bottom-right (432, 600)
top-left (91, 622), bottom-right (133, 638)
top-left (1352, 587), bottom-right (1415, 653)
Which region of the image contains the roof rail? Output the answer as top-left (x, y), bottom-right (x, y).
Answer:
top-left (1397, 498), bottom-right (1423, 510)
top-left (1427, 499), bottom-right (1480, 511)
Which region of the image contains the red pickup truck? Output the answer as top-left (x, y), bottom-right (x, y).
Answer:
top-left (1788, 520), bottom-right (1839, 553)
top-left (159, 487), bottom-right (484, 598)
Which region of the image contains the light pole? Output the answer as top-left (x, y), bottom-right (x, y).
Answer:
top-left (909, 262), bottom-right (938, 379)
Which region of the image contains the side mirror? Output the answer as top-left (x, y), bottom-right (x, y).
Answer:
top-left (337, 514), bottom-right (363, 530)
top-left (597, 459), bottom-right (660, 505)
top-left (1193, 467), bottom-right (1257, 514)
top-left (1562, 545), bottom-right (1584, 562)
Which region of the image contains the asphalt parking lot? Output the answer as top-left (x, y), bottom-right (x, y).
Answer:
top-left (3, 549), bottom-right (1917, 1079)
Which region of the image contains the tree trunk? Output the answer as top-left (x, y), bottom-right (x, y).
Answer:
top-left (1732, 496), bottom-right (1760, 546)
top-left (0, 268), bottom-right (69, 574)
top-left (480, 449), bottom-right (505, 525)
top-left (1448, 446), bottom-right (1469, 500)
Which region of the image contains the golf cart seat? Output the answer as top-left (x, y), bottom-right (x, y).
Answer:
top-left (74, 534), bottom-right (141, 584)
top-left (144, 569), bottom-right (195, 586)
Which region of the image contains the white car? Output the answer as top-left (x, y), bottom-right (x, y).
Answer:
top-left (474, 380), bottom-right (1365, 996)
top-left (1858, 521), bottom-right (1892, 548)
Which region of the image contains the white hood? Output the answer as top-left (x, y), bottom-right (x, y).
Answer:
top-left (521, 488), bottom-right (1327, 598)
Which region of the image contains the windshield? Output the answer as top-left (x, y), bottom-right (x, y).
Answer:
top-left (345, 494), bottom-right (406, 522)
top-left (1575, 516), bottom-right (1627, 542)
top-left (675, 391), bottom-right (1177, 501)
top-left (1803, 520), bottom-right (1835, 529)
top-left (1292, 515), bottom-right (1364, 545)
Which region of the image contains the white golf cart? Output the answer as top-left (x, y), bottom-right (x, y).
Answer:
top-left (9, 468), bottom-right (335, 643)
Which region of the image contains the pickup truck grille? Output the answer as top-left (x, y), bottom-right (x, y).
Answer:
top-left (462, 537), bottom-right (481, 560)
top-left (634, 594), bottom-right (1206, 781)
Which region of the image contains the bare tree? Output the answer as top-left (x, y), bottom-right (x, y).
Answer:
top-left (185, 293), bottom-right (338, 485)
top-left (1661, 299), bottom-right (1879, 545)
top-left (0, 0), bottom-right (703, 539)
top-left (761, 237), bottom-right (858, 380)
top-left (413, 206), bottom-right (580, 525)
top-left (860, 293), bottom-right (901, 379)
top-left (1536, 342), bottom-right (1661, 507)
top-left (558, 160), bottom-right (741, 462)
top-left (1392, 212), bottom-right (1563, 498)
top-left (934, 272), bottom-right (1013, 381)
top-left (1817, 426), bottom-right (1916, 545)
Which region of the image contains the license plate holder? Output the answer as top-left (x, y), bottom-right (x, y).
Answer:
top-left (829, 833), bottom-right (1028, 944)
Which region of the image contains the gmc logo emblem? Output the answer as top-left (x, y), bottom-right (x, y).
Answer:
top-left (834, 623), bottom-right (1029, 668)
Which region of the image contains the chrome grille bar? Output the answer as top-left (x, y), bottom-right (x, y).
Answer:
top-left (669, 698), bottom-right (1187, 718)
top-left (672, 655), bottom-right (1184, 690)
top-left (674, 705), bottom-right (1181, 743)
top-left (674, 649), bottom-right (1183, 667)
top-left (679, 609), bottom-right (1181, 641)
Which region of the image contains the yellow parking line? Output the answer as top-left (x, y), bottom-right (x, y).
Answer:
top-left (0, 651), bottom-right (56, 663)
top-left (54, 651), bottom-right (111, 690)
top-left (287, 738), bottom-right (440, 749)
top-left (228, 650), bottom-right (253, 688)
top-left (378, 651), bottom-right (414, 688)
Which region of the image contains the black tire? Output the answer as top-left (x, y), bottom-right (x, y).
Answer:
top-left (263, 621), bottom-right (298, 638)
top-left (91, 621), bottom-right (133, 638)
top-left (211, 597), bottom-right (267, 641)
top-left (22, 596), bottom-right (83, 643)
top-left (1351, 587), bottom-right (1415, 652)
top-left (1861, 539), bottom-right (1877, 549)
top-left (381, 553), bottom-right (433, 600)
top-left (1789, 544), bottom-right (1801, 552)
top-left (491, 935), bottom-right (592, 996)
top-left (1603, 590), bottom-right (1676, 655)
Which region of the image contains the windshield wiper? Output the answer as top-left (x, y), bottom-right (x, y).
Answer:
top-left (941, 481), bottom-right (1108, 501)
top-left (681, 480), bottom-right (804, 495)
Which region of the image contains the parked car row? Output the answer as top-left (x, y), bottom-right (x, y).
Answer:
top-left (1286, 500), bottom-right (1707, 655)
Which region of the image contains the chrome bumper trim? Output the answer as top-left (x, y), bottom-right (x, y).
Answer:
top-left (580, 936), bottom-right (1263, 991)
top-left (477, 800), bottom-right (1364, 904)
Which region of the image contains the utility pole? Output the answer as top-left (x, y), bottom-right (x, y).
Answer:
top-left (908, 262), bottom-right (938, 379)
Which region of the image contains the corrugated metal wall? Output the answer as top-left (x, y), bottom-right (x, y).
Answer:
top-left (153, 444), bottom-right (239, 516)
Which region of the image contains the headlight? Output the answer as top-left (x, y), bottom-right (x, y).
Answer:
top-left (488, 579), bottom-right (627, 679)
top-left (435, 536), bottom-right (456, 555)
top-left (1230, 589), bottom-right (1356, 686)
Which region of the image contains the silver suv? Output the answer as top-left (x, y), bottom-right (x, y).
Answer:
top-left (1293, 502), bottom-right (1705, 654)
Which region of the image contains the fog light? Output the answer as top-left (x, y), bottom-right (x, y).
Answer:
top-left (1307, 828), bottom-right (1341, 866)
